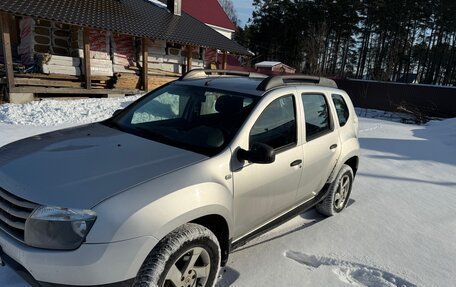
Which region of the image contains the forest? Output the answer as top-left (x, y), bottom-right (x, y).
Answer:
top-left (234, 0), bottom-right (456, 85)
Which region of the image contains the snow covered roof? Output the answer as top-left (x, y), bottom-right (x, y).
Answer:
top-left (0, 0), bottom-right (249, 54)
top-left (254, 61), bottom-right (283, 68)
top-left (182, 0), bottom-right (236, 31)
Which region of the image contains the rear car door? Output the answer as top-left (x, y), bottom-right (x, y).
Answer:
top-left (297, 91), bottom-right (341, 202)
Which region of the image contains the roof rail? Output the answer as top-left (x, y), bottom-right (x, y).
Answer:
top-left (257, 75), bottom-right (338, 91)
top-left (179, 69), bottom-right (267, 80)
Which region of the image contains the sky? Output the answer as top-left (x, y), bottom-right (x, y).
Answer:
top-left (231, 0), bottom-right (254, 27)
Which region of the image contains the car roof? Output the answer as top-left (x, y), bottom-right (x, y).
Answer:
top-left (174, 77), bottom-right (266, 97)
top-left (174, 70), bottom-right (340, 97)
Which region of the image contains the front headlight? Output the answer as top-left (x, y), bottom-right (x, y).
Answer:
top-left (25, 206), bottom-right (97, 250)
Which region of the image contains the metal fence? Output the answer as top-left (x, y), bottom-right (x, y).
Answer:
top-left (334, 79), bottom-right (456, 118)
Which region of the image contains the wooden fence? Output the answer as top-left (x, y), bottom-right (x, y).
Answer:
top-left (334, 79), bottom-right (456, 118)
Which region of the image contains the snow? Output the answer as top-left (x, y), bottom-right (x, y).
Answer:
top-left (254, 61), bottom-right (282, 68)
top-left (0, 97), bottom-right (455, 287)
top-left (0, 96), bottom-right (140, 126)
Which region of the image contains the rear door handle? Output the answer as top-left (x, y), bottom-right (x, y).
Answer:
top-left (290, 159), bottom-right (302, 167)
top-left (330, 144), bottom-right (338, 150)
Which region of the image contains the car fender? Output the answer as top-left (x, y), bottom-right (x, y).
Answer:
top-left (87, 179), bottom-right (233, 243)
top-left (328, 138), bottom-right (360, 183)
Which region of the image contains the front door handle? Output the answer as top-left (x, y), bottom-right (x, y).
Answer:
top-left (290, 159), bottom-right (302, 167)
top-left (330, 144), bottom-right (338, 150)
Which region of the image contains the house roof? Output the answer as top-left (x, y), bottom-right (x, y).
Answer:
top-left (0, 0), bottom-right (248, 54)
top-left (255, 61), bottom-right (282, 68)
top-left (182, 0), bottom-right (236, 31)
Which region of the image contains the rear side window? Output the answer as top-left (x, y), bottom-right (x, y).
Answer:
top-left (332, 94), bottom-right (350, 126)
top-left (302, 94), bottom-right (331, 140)
top-left (250, 95), bottom-right (297, 150)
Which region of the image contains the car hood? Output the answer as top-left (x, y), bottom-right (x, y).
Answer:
top-left (0, 123), bottom-right (207, 209)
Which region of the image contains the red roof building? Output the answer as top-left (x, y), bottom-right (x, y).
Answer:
top-left (182, 0), bottom-right (236, 39)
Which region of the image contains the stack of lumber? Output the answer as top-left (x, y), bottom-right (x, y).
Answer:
top-left (112, 34), bottom-right (137, 74)
top-left (39, 54), bottom-right (82, 76)
top-left (72, 28), bottom-right (113, 76)
top-left (140, 40), bottom-right (183, 74)
top-left (90, 75), bottom-right (111, 89)
top-left (13, 73), bottom-right (112, 89)
top-left (81, 58), bottom-right (114, 77)
top-left (14, 73), bottom-right (82, 88)
top-left (110, 73), bottom-right (140, 90)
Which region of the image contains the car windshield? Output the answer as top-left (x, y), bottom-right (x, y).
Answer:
top-left (105, 83), bottom-right (260, 156)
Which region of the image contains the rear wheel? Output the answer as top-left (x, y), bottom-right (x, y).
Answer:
top-left (134, 223), bottom-right (220, 287)
top-left (316, 164), bottom-right (354, 216)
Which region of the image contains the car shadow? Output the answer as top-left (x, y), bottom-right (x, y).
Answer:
top-left (358, 172), bottom-right (456, 187)
top-left (360, 122), bottom-right (456, 167)
top-left (231, 203), bottom-right (353, 254)
top-left (361, 137), bottom-right (456, 166)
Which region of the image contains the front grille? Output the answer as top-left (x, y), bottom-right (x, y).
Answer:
top-left (0, 187), bottom-right (39, 241)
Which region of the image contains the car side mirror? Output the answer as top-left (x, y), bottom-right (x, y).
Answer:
top-left (237, 142), bottom-right (275, 164)
top-left (112, 109), bottom-right (122, 117)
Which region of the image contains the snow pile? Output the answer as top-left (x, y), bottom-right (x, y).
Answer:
top-left (355, 107), bottom-right (419, 124)
top-left (0, 98), bottom-right (455, 287)
top-left (0, 96), bottom-right (140, 126)
top-left (422, 118), bottom-right (456, 146)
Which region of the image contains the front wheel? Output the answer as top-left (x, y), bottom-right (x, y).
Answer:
top-left (134, 223), bottom-right (221, 287)
top-left (316, 164), bottom-right (354, 216)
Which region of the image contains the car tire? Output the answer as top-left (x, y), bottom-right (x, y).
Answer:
top-left (316, 164), bottom-right (354, 216)
top-left (133, 223), bottom-right (221, 287)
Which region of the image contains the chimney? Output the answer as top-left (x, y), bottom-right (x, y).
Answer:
top-left (167, 0), bottom-right (181, 16)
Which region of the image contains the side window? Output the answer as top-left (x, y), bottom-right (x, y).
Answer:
top-left (201, 92), bottom-right (254, 115)
top-left (250, 95), bottom-right (297, 149)
top-left (200, 93), bottom-right (219, 115)
top-left (332, 94), bottom-right (350, 127)
top-left (302, 93), bottom-right (331, 140)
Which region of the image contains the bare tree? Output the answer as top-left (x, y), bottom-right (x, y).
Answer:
top-left (218, 0), bottom-right (239, 26)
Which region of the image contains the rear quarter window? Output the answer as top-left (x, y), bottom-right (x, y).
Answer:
top-left (332, 94), bottom-right (350, 127)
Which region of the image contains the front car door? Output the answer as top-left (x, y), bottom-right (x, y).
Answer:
top-left (231, 89), bottom-right (304, 239)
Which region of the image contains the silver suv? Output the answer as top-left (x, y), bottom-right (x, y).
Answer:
top-left (0, 70), bottom-right (360, 287)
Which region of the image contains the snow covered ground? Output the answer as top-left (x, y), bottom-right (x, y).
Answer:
top-left (0, 97), bottom-right (455, 287)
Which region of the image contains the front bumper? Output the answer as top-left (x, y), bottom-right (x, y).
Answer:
top-left (1, 251), bottom-right (133, 287)
top-left (0, 229), bottom-right (158, 286)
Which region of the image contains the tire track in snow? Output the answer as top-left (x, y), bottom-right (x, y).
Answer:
top-left (285, 251), bottom-right (416, 287)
